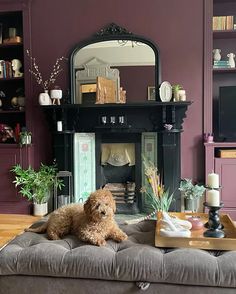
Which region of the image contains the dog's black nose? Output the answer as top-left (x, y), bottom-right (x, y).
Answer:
top-left (101, 211), bottom-right (106, 215)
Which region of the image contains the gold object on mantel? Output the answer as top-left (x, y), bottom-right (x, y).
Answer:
top-left (155, 212), bottom-right (236, 251)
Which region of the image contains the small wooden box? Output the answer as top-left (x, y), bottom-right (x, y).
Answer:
top-left (219, 149), bottom-right (236, 158)
top-left (155, 212), bottom-right (236, 251)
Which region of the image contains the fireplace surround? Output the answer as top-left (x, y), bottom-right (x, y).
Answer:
top-left (42, 24), bottom-right (191, 213)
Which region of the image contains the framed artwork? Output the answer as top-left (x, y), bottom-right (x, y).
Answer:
top-left (147, 86), bottom-right (156, 101)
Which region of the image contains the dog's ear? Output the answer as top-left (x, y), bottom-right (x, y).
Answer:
top-left (84, 198), bottom-right (91, 216)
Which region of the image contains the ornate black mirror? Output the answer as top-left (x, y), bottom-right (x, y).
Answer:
top-left (69, 23), bottom-right (161, 104)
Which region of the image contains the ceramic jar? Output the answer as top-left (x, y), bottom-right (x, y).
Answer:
top-left (50, 89), bottom-right (62, 105)
top-left (38, 90), bottom-right (51, 105)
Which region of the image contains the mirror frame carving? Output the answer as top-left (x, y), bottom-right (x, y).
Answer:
top-left (69, 23), bottom-right (161, 104)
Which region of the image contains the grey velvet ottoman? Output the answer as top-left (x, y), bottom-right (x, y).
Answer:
top-left (0, 219), bottom-right (236, 294)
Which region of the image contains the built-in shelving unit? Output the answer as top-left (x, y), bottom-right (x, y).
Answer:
top-left (204, 0), bottom-right (236, 219)
top-left (0, 1), bottom-right (34, 215)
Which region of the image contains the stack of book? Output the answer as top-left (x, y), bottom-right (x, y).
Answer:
top-left (0, 60), bottom-right (13, 79)
top-left (213, 16), bottom-right (234, 31)
top-left (213, 60), bottom-right (231, 69)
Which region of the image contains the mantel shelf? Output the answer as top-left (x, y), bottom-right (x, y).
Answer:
top-left (41, 101), bottom-right (192, 110)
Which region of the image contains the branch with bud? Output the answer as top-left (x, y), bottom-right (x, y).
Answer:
top-left (26, 50), bottom-right (67, 91)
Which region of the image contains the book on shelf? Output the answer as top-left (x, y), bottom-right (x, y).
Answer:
top-left (213, 15), bottom-right (234, 31)
top-left (213, 61), bottom-right (231, 68)
top-left (213, 65), bottom-right (231, 69)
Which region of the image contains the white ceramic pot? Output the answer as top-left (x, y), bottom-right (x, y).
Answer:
top-left (50, 89), bottom-right (62, 99)
top-left (38, 90), bottom-right (52, 105)
top-left (33, 202), bottom-right (48, 216)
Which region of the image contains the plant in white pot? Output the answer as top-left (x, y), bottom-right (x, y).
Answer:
top-left (11, 163), bottom-right (64, 216)
top-left (179, 178), bottom-right (206, 212)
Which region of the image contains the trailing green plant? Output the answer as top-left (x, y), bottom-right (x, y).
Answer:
top-left (11, 163), bottom-right (64, 204)
top-left (179, 178), bottom-right (206, 200)
top-left (141, 155), bottom-right (174, 212)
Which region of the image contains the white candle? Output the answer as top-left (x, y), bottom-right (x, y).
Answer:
top-left (206, 189), bottom-right (220, 206)
top-left (207, 172), bottom-right (219, 188)
top-left (57, 121), bottom-right (62, 132)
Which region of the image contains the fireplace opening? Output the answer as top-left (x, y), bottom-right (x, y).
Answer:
top-left (97, 135), bottom-right (142, 214)
top-left (101, 143), bottom-right (136, 206)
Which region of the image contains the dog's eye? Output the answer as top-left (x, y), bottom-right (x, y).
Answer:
top-left (95, 203), bottom-right (100, 209)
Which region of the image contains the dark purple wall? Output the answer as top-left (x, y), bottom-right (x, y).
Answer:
top-left (29, 0), bottom-right (204, 181)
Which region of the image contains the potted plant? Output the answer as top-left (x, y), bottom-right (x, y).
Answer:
top-left (11, 162), bottom-right (64, 216)
top-left (179, 178), bottom-right (206, 212)
top-left (172, 84), bottom-right (183, 101)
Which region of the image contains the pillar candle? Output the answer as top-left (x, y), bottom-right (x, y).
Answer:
top-left (207, 172), bottom-right (219, 188)
top-left (57, 121), bottom-right (62, 132)
top-left (206, 189), bottom-right (220, 206)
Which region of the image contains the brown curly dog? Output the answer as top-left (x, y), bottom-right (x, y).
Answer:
top-left (26, 189), bottom-right (128, 246)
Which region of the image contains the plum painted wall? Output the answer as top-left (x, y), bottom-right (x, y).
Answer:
top-left (29, 0), bottom-right (204, 182)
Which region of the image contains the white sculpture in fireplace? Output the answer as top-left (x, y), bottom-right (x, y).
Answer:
top-left (101, 143), bottom-right (135, 166)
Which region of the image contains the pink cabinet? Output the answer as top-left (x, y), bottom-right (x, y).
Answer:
top-left (0, 145), bottom-right (34, 214)
top-left (205, 142), bottom-right (236, 220)
top-left (215, 158), bottom-right (236, 212)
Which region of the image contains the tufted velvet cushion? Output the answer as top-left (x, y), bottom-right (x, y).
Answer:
top-left (0, 219), bottom-right (236, 289)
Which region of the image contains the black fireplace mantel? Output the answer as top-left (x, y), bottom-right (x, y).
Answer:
top-left (43, 101), bottom-right (191, 134)
top-left (42, 101), bottom-right (191, 213)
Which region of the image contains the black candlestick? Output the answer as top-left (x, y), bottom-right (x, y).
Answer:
top-left (203, 202), bottom-right (225, 238)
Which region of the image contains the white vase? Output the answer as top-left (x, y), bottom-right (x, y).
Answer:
top-left (38, 90), bottom-right (52, 105)
top-left (227, 53), bottom-right (235, 68)
top-left (33, 202), bottom-right (48, 216)
top-left (213, 49), bottom-right (221, 61)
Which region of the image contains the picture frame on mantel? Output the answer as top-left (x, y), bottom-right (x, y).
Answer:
top-left (147, 86), bottom-right (156, 101)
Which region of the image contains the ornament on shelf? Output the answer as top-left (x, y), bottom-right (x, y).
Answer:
top-left (213, 49), bottom-right (221, 61)
top-left (11, 59), bottom-right (23, 77)
top-left (50, 86), bottom-right (63, 105)
top-left (227, 52), bottom-right (235, 68)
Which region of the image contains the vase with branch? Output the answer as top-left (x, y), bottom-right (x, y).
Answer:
top-left (26, 50), bottom-right (67, 105)
top-left (125, 156), bottom-right (174, 225)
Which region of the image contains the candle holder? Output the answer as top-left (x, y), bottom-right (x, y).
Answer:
top-left (203, 202), bottom-right (225, 238)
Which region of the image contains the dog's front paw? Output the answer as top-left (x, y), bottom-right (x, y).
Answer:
top-left (96, 238), bottom-right (106, 246)
top-left (117, 232), bottom-right (128, 242)
top-left (111, 231), bottom-right (128, 243)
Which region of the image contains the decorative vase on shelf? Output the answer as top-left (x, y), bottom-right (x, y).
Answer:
top-left (213, 49), bottom-right (221, 61)
top-left (227, 53), bottom-right (235, 68)
top-left (38, 90), bottom-right (52, 106)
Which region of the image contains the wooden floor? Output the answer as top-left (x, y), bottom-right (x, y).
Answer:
top-left (0, 214), bottom-right (41, 249)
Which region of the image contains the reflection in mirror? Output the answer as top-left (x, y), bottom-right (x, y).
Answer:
top-left (70, 25), bottom-right (160, 104)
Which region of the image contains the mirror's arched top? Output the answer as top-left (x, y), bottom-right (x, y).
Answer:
top-left (70, 23), bottom-right (161, 104)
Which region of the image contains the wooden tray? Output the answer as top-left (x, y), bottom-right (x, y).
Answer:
top-left (155, 212), bottom-right (236, 251)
